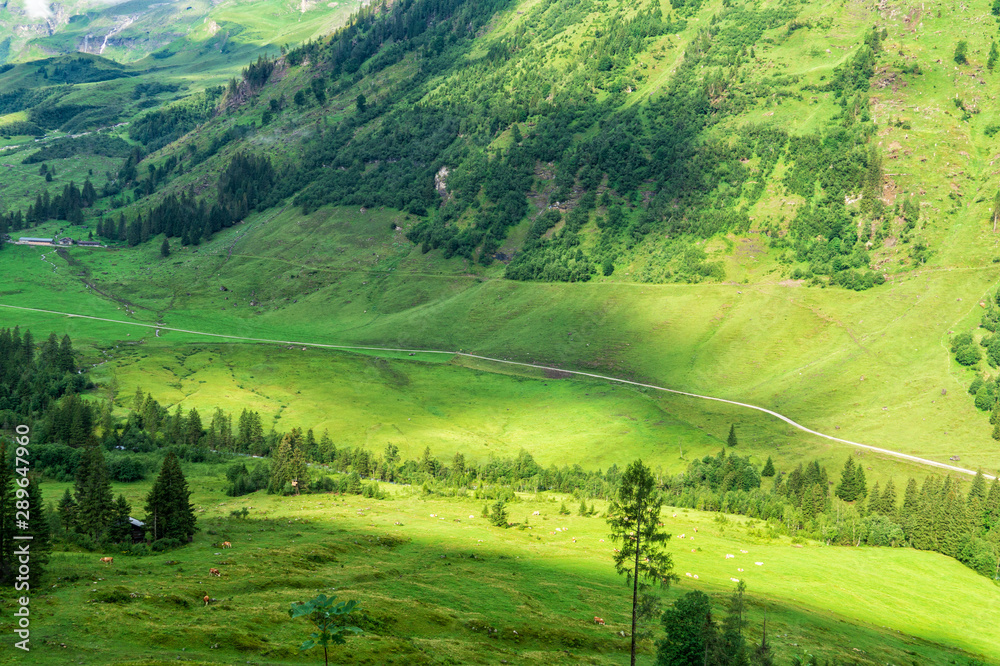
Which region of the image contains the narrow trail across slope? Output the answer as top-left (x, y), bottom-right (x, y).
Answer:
top-left (0, 302), bottom-right (994, 480)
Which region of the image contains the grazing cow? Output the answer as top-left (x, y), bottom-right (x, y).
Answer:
top-left (693, 527), bottom-right (697, 532)
top-left (593, 617), bottom-right (605, 625)
top-left (204, 595), bottom-right (210, 606)
top-left (469, 515), bottom-right (475, 519)
top-left (532, 511), bottom-right (540, 516)
top-left (740, 549), bottom-right (748, 553)
top-left (100, 557), bottom-right (113, 566)
top-left (685, 572), bottom-right (692, 577)
top-left (209, 568), bottom-right (221, 577)
top-left (730, 577), bottom-right (740, 583)
top-left (737, 568), bottom-right (744, 572)
top-left (755, 562), bottom-right (763, 566)
top-left (725, 554), bottom-right (734, 559)
top-left (693, 575), bottom-right (699, 579)
top-left (221, 541), bottom-right (232, 549)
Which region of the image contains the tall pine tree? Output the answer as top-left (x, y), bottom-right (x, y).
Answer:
top-left (74, 444), bottom-right (113, 543)
top-left (835, 457), bottom-right (857, 501)
top-left (144, 451), bottom-right (196, 543)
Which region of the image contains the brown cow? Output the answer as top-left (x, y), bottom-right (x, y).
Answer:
top-left (594, 617), bottom-right (605, 625)
top-left (221, 541), bottom-right (232, 549)
top-left (209, 568), bottom-right (221, 577)
top-left (204, 595), bottom-right (210, 606)
top-left (100, 557), bottom-right (113, 566)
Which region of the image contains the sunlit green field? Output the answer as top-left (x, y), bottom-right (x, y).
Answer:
top-left (25, 465), bottom-right (998, 665)
top-left (1, 198), bottom-right (998, 483)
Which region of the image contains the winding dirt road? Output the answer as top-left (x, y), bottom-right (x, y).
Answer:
top-left (0, 301), bottom-right (993, 480)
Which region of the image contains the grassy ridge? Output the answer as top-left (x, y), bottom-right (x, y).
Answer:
top-left (26, 466), bottom-right (999, 665)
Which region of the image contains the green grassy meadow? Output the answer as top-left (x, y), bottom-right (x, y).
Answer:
top-left (1, 199), bottom-right (998, 484)
top-left (20, 466), bottom-right (998, 665)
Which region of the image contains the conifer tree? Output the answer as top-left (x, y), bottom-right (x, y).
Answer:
top-left (74, 444), bottom-right (113, 542)
top-left (910, 476), bottom-right (941, 550)
top-left (160, 237), bottom-right (170, 257)
top-left (57, 487), bottom-right (78, 535)
top-left (0, 441), bottom-right (13, 584)
top-left (270, 435), bottom-right (291, 492)
top-left (881, 478), bottom-right (897, 517)
top-left (108, 494), bottom-right (132, 544)
top-left (131, 386), bottom-right (145, 417)
top-left (607, 459), bottom-right (675, 666)
top-left (835, 457), bottom-right (857, 501)
top-left (578, 498), bottom-right (589, 516)
top-left (58, 334), bottom-right (75, 373)
top-left (186, 407), bottom-right (202, 446)
top-left (727, 425), bottom-right (738, 448)
top-left (761, 456), bottom-right (775, 477)
top-left (969, 470), bottom-right (988, 506)
top-left (714, 580), bottom-right (749, 666)
top-left (144, 451), bottom-right (196, 543)
top-left (940, 487), bottom-right (967, 559)
top-left (900, 477), bottom-right (919, 530)
top-left (867, 481), bottom-right (881, 514)
top-left (22, 475), bottom-right (51, 589)
top-left (169, 405), bottom-right (183, 444)
top-left (853, 465), bottom-right (868, 500)
top-left (289, 442), bottom-right (310, 494)
top-left (984, 476), bottom-right (1000, 532)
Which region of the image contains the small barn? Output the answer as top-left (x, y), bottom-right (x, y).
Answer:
top-left (77, 240), bottom-right (102, 247)
top-left (128, 517), bottom-right (146, 543)
top-left (19, 237), bottom-right (53, 245)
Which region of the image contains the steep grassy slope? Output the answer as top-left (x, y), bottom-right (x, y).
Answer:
top-left (24, 467), bottom-right (999, 665)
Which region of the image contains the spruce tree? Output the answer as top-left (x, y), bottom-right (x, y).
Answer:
top-left (760, 456), bottom-right (775, 477)
top-left (58, 334), bottom-right (75, 373)
top-left (288, 442), bottom-right (310, 494)
top-left (108, 494), bottom-right (132, 544)
top-left (0, 441), bottom-right (13, 584)
top-left (144, 451), bottom-right (196, 543)
top-left (969, 470), bottom-right (988, 506)
top-left (984, 476), bottom-right (1000, 532)
top-left (881, 478), bottom-right (897, 517)
top-left (910, 476), bottom-right (940, 550)
top-left (269, 435), bottom-right (293, 494)
top-left (656, 591), bottom-right (717, 666)
top-left (835, 457), bottom-right (856, 501)
top-left (715, 580), bottom-right (749, 666)
top-left (853, 465), bottom-right (868, 501)
top-left (727, 425), bottom-right (738, 448)
top-left (186, 407), bottom-right (202, 446)
top-left (23, 475), bottom-right (51, 589)
top-left (169, 404), bottom-right (184, 443)
top-left (57, 487), bottom-right (78, 535)
top-left (74, 444), bottom-right (113, 543)
top-left (867, 482), bottom-right (881, 514)
top-left (939, 488), bottom-right (967, 559)
top-left (900, 477), bottom-right (919, 533)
